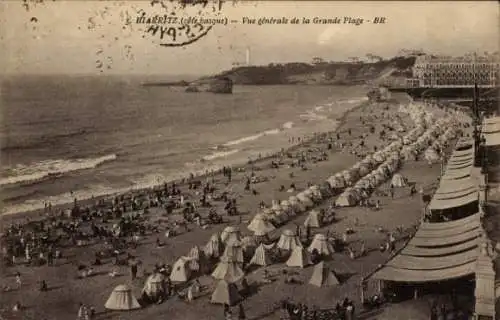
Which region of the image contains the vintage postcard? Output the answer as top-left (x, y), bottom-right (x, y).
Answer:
top-left (0, 1), bottom-right (499, 319)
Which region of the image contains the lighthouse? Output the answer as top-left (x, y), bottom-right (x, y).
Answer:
top-left (245, 47), bottom-right (251, 66)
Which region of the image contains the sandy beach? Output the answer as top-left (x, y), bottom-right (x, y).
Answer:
top-left (0, 96), bottom-right (470, 320)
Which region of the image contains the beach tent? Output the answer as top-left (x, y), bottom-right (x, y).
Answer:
top-left (204, 233), bottom-right (223, 258)
top-left (271, 200), bottom-right (282, 212)
top-left (105, 284), bottom-right (141, 310)
top-left (280, 200), bottom-right (291, 211)
top-left (424, 148), bottom-right (440, 164)
top-left (170, 256), bottom-right (192, 283)
top-left (309, 261), bottom-right (339, 287)
top-left (288, 196), bottom-right (306, 213)
top-left (286, 246), bottom-right (311, 268)
top-left (248, 213), bottom-right (275, 236)
top-left (187, 246), bottom-right (209, 273)
top-left (142, 273), bottom-right (165, 300)
top-left (221, 226), bottom-right (241, 246)
top-left (210, 280), bottom-right (241, 306)
top-left (308, 234), bottom-right (334, 256)
top-left (303, 210), bottom-right (323, 228)
top-left (296, 192), bottom-right (314, 208)
top-left (249, 243), bottom-right (272, 266)
top-left (335, 190), bottom-right (357, 207)
top-left (222, 243), bottom-right (244, 264)
top-left (327, 175), bottom-right (346, 189)
top-left (211, 256), bottom-right (244, 283)
top-left (277, 229), bottom-right (301, 251)
top-left (307, 186), bottom-right (323, 202)
top-left (241, 235), bottom-right (258, 252)
top-left (391, 174), bottom-right (408, 187)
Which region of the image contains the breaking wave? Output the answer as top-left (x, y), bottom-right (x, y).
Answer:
top-left (202, 149), bottom-right (240, 161)
top-left (0, 154), bottom-right (117, 186)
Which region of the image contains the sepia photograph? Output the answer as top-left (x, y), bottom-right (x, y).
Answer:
top-left (0, 1), bottom-right (499, 319)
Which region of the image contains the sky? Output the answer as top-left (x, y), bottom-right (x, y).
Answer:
top-left (0, 0), bottom-right (498, 75)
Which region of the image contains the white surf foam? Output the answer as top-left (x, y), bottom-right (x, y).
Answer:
top-left (222, 128), bottom-right (282, 147)
top-left (282, 121), bottom-right (294, 129)
top-left (202, 149), bottom-right (240, 161)
top-left (0, 154), bottom-right (117, 186)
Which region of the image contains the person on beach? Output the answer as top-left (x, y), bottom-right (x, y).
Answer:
top-left (15, 272), bottom-right (21, 289)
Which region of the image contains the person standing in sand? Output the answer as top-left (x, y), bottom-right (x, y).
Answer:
top-left (15, 272), bottom-right (21, 289)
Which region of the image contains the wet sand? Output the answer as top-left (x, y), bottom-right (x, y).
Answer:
top-left (0, 97), bottom-right (461, 320)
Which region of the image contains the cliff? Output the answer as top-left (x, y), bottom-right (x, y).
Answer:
top-left (201, 56), bottom-right (417, 86)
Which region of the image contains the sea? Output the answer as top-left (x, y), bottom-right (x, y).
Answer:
top-left (0, 75), bottom-right (368, 216)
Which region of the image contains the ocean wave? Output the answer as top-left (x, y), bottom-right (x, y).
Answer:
top-left (282, 121), bottom-right (294, 129)
top-left (0, 154), bottom-right (117, 186)
top-left (222, 128), bottom-right (282, 147)
top-left (202, 149), bottom-right (240, 161)
top-left (299, 111), bottom-right (329, 121)
top-left (342, 97), bottom-right (369, 104)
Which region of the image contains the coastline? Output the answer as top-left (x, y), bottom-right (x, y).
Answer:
top-left (0, 99), bottom-right (369, 227)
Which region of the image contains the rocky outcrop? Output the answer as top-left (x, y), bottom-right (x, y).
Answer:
top-left (186, 77), bottom-right (233, 94)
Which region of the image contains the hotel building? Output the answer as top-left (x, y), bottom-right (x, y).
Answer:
top-left (407, 55), bottom-right (500, 88)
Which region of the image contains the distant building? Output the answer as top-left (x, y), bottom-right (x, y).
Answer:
top-left (407, 55), bottom-right (499, 88)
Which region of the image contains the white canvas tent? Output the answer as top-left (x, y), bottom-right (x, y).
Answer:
top-left (277, 229), bottom-right (301, 251)
top-left (286, 246), bottom-right (311, 268)
top-left (210, 280), bottom-right (241, 306)
top-left (391, 173), bottom-right (408, 187)
top-left (170, 256), bottom-right (192, 283)
top-left (335, 189), bottom-right (358, 207)
top-left (105, 284), bottom-right (141, 310)
top-left (221, 226), bottom-right (241, 246)
top-left (309, 261), bottom-right (340, 287)
top-left (304, 210), bottom-right (323, 228)
top-left (204, 233), bottom-right (223, 258)
top-left (211, 256), bottom-right (244, 283)
top-left (308, 234), bottom-right (334, 256)
top-left (248, 213), bottom-right (275, 236)
top-left (296, 192), bottom-right (314, 208)
top-left (142, 273), bottom-right (165, 299)
top-left (249, 243), bottom-right (272, 266)
top-left (222, 243), bottom-right (244, 264)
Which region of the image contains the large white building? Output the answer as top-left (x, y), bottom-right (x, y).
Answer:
top-left (407, 55), bottom-right (500, 88)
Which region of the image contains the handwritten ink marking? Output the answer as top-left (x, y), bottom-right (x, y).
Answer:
top-left (137, 0), bottom-right (225, 47)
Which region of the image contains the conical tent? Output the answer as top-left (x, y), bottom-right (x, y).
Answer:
top-left (308, 234), bottom-right (334, 256)
top-left (221, 226), bottom-right (241, 246)
top-left (204, 233), bottom-right (223, 258)
top-left (303, 210), bottom-right (322, 228)
top-left (248, 213), bottom-right (275, 236)
top-left (391, 173), bottom-right (408, 187)
top-left (170, 256), bottom-right (192, 283)
top-left (286, 246), bottom-right (311, 268)
top-left (277, 229), bottom-right (301, 251)
top-left (249, 243), bottom-right (272, 266)
top-left (105, 284), bottom-right (141, 310)
top-left (211, 256), bottom-right (244, 283)
top-left (241, 235), bottom-right (258, 251)
top-left (222, 243), bottom-right (244, 264)
top-left (142, 273), bottom-right (165, 299)
top-left (309, 261), bottom-right (340, 287)
top-left (188, 246), bottom-right (209, 273)
top-left (211, 280), bottom-right (241, 306)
